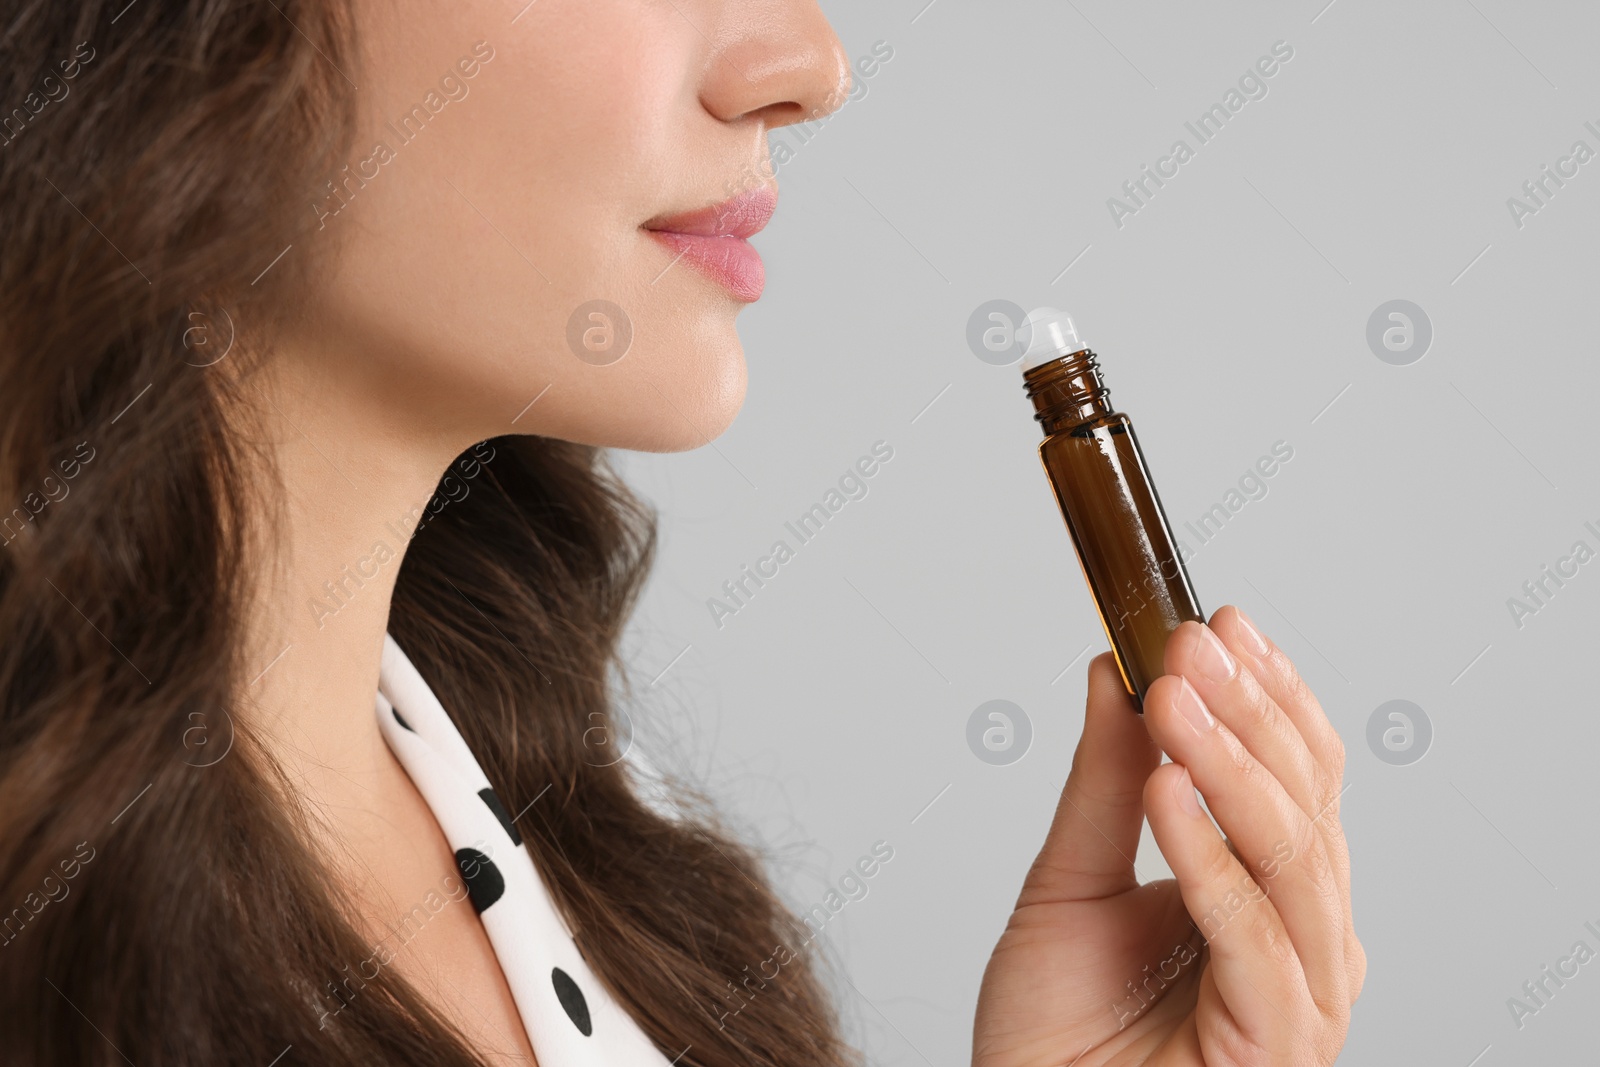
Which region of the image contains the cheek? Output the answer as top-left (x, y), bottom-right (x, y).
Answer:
top-left (341, 0), bottom-right (679, 300)
top-left (464, 5), bottom-right (685, 257)
top-left (304, 0), bottom-right (745, 449)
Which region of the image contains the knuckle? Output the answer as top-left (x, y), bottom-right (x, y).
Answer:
top-left (1286, 825), bottom-right (1324, 883)
top-left (1312, 838), bottom-right (1337, 889)
top-left (1202, 1017), bottom-right (1276, 1067)
top-left (1255, 910), bottom-right (1299, 971)
top-left (1226, 664), bottom-right (1273, 722)
top-left (1311, 770), bottom-right (1344, 824)
top-left (1348, 938), bottom-right (1368, 1000)
top-left (1199, 836), bottom-right (1240, 887)
top-left (1222, 730), bottom-right (1262, 787)
top-left (1327, 992), bottom-right (1353, 1036)
top-left (1295, 834), bottom-right (1340, 899)
top-left (1327, 729), bottom-right (1347, 773)
top-left (1281, 656), bottom-right (1316, 710)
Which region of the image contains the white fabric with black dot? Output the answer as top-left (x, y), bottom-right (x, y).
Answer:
top-left (376, 633), bottom-right (672, 1065)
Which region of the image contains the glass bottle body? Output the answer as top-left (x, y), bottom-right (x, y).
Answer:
top-left (1026, 349), bottom-right (1203, 709)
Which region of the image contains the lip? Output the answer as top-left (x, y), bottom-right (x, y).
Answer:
top-left (643, 186), bottom-right (777, 302)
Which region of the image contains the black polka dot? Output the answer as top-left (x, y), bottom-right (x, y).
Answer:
top-left (454, 847), bottom-right (504, 913)
top-left (551, 967), bottom-right (592, 1036)
top-left (392, 707), bottom-right (414, 731)
top-left (478, 787), bottom-right (523, 846)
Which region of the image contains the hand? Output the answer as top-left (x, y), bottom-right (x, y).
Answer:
top-left (972, 606), bottom-right (1363, 1066)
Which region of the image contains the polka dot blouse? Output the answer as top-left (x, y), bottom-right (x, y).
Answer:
top-left (375, 633), bottom-right (673, 1065)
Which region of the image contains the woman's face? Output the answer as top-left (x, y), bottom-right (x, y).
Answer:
top-left (284, 0), bottom-right (849, 453)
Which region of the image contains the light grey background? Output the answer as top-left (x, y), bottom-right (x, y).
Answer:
top-left (614, 1), bottom-right (1600, 1062)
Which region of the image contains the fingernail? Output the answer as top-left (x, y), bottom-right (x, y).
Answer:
top-left (1192, 625), bottom-right (1237, 683)
top-left (1236, 609), bottom-right (1270, 657)
top-left (1174, 767), bottom-right (1202, 816)
top-left (1175, 676), bottom-right (1216, 733)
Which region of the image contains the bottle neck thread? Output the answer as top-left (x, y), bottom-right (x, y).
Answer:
top-left (1023, 349), bottom-right (1112, 435)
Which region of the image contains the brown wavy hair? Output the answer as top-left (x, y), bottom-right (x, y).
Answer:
top-left (0, 3), bottom-right (855, 1064)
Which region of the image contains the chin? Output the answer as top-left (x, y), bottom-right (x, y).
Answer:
top-left (553, 329), bottom-right (748, 455)
top-left (639, 334), bottom-right (749, 453)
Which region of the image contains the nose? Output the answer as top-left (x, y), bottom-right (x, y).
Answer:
top-left (699, 2), bottom-right (852, 131)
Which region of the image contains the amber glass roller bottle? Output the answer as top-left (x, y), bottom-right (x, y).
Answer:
top-left (1021, 309), bottom-right (1204, 710)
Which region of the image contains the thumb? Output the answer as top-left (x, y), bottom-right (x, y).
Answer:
top-left (1020, 652), bottom-right (1161, 905)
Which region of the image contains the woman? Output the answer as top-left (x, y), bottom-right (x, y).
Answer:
top-left (0, 2), bottom-right (1361, 1065)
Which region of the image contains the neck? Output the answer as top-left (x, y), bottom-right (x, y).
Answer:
top-left (235, 349), bottom-right (466, 841)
